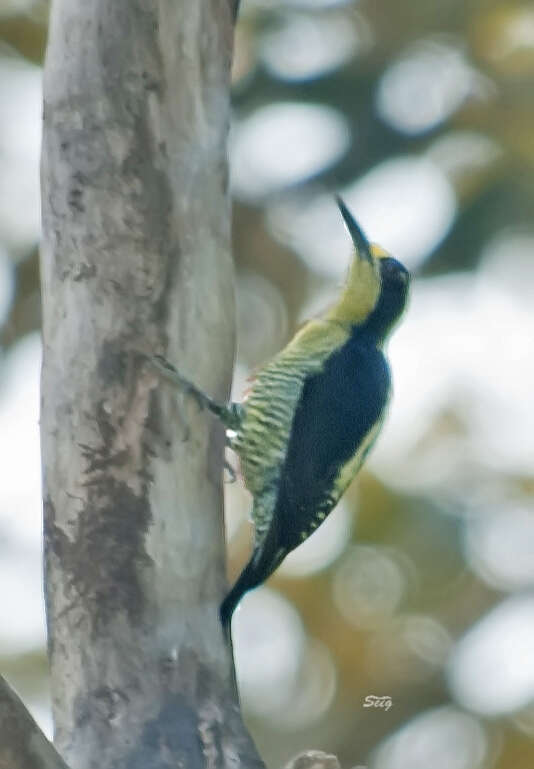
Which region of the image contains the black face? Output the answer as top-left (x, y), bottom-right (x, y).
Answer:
top-left (379, 257), bottom-right (410, 305)
top-left (362, 256), bottom-right (409, 340)
top-left (379, 256), bottom-right (410, 289)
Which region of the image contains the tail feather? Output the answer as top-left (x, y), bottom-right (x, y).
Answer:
top-left (220, 525), bottom-right (286, 642)
top-left (220, 559), bottom-right (260, 643)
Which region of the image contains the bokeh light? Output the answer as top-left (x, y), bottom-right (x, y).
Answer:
top-left (236, 270), bottom-right (289, 365)
top-left (233, 587), bottom-right (306, 716)
top-left (0, 0), bottom-right (39, 16)
top-left (473, 4), bottom-right (534, 76)
top-left (0, 333), bottom-right (44, 653)
top-left (448, 594), bottom-right (534, 717)
top-left (340, 156), bottom-right (457, 268)
top-left (231, 103), bottom-right (350, 200)
top-left (266, 156), bottom-right (456, 277)
top-left (464, 505), bottom-right (534, 591)
top-left (0, 246), bottom-right (15, 325)
top-left (259, 11), bottom-right (366, 82)
top-left (371, 706), bottom-right (490, 769)
top-left (376, 38), bottom-right (488, 136)
top-left (365, 613), bottom-right (452, 685)
top-left (0, 54), bottom-right (41, 254)
top-left (2, 1), bottom-right (534, 766)
top-left (333, 545), bottom-right (407, 629)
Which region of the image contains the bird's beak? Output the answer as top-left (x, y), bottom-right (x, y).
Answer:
top-left (335, 196), bottom-right (372, 264)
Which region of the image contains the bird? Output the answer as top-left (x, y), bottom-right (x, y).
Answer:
top-left (151, 197), bottom-right (410, 642)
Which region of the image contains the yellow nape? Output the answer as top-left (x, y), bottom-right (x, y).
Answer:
top-left (286, 318), bottom-right (350, 358)
top-left (326, 244), bottom-right (388, 327)
top-left (370, 243), bottom-right (391, 260)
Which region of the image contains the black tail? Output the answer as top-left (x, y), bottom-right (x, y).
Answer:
top-left (220, 526), bottom-right (286, 643)
top-left (220, 558), bottom-right (263, 643)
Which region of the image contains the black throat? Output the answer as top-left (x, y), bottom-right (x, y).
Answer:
top-left (353, 283), bottom-right (407, 344)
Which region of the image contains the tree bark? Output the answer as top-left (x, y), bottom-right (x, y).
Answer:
top-left (40, 2), bottom-right (263, 769)
top-left (0, 677), bottom-right (70, 769)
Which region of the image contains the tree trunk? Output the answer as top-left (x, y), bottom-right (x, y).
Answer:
top-left (39, 2), bottom-right (263, 768)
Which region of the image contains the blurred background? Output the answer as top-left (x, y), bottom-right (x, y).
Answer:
top-left (1, 0), bottom-right (534, 767)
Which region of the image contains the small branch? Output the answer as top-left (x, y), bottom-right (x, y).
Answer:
top-left (0, 676), bottom-right (71, 769)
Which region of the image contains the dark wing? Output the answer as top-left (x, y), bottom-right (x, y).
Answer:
top-left (219, 335), bottom-right (390, 637)
top-left (274, 335), bottom-right (390, 549)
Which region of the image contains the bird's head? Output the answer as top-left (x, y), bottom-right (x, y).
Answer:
top-left (330, 197), bottom-right (409, 338)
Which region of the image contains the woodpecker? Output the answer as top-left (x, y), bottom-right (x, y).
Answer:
top-left (152, 198), bottom-right (409, 640)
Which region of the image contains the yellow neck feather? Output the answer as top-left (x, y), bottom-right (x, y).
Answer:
top-left (326, 249), bottom-right (382, 327)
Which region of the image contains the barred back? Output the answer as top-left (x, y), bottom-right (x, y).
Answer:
top-left (232, 320), bottom-right (350, 541)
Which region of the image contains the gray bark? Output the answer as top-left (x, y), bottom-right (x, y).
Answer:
top-left (0, 677), bottom-right (70, 769)
top-left (40, 2), bottom-right (263, 769)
